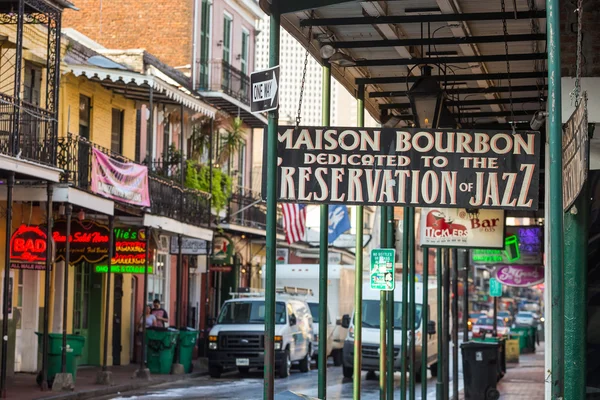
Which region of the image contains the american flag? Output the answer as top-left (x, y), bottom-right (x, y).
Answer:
top-left (281, 204), bottom-right (306, 244)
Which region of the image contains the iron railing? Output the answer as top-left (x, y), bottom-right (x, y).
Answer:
top-left (57, 134), bottom-right (211, 227)
top-left (226, 185), bottom-right (284, 233)
top-left (0, 92), bottom-right (56, 165)
top-left (148, 157), bottom-right (185, 183)
top-left (197, 59), bottom-right (251, 106)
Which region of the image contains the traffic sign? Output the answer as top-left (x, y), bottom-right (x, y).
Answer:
top-left (250, 66), bottom-right (279, 113)
top-left (489, 277), bottom-right (502, 297)
top-left (370, 248), bottom-right (395, 291)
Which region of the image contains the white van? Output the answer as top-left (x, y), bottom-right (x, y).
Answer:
top-left (342, 281), bottom-right (439, 381)
top-left (207, 289), bottom-right (314, 378)
top-left (264, 264), bottom-right (355, 365)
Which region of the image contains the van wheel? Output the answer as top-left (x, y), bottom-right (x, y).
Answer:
top-left (209, 366), bottom-right (222, 378)
top-left (299, 347), bottom-right (311, 372)
top-left (278, 349), bottom-right (291, 378)
top-left (343, 365), bottom-right (353, 378)
top-left (333, 349), bottom-right (343, 366)
top-left (414, 369), bottom-right (422, 383)
top-left (430, 362), bottom-right (438, 378)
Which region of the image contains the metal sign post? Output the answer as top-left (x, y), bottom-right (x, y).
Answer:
top-left (250, 66), bottom-right (280, 114)
top-left (386, 207), bottom-right (394, 400)
top-left (490, 278), bottom-right (502, 337)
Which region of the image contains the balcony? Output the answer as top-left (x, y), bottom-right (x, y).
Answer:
top-left (0, 93), bottom-right (56, 166)
top-left (196, 59), bottom-right (267, 128)
top-left (57, 134), bottom-right (211, 227)
top-left (225, 185), bottom-right (284, 235)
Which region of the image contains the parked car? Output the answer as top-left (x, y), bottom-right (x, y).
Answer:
top-left (497, 310), bottom-right (514, 326)
top-left (515, 311), bottom-right (539, 326)
top-left (472, 317), bottom-right (510, 338)
top-left (467, 312), bottom-right (485, 331)
top-left (207, 289), bottom-right (314, 379)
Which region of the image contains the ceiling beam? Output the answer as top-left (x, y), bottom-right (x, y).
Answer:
top-left (456, 110), bottom-right (533, 118)
top-left (446, 96), bottom-right (543, 106)
top-left (357, 71), bottom-right (547, 84)
top-left (331, 33), bottom-right (546, 49)
top-left (354, 52), bottom-right (547, 67)
top-left (370, 85), bottom-right (546, 97)
top-left (301, 10), bottom-right (546, 26)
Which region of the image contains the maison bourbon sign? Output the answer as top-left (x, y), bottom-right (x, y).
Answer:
top-left (263, 127), bottom-right (541, 210)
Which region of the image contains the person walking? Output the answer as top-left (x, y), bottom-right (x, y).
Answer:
top-left (152, 299), bottom-right (169, 327)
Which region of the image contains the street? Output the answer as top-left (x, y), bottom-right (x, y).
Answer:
top-left (108, 360), bottom-right (463, 399)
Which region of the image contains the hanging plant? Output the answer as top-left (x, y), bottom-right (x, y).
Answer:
top-left (185, 160), bottom-right (232, 213)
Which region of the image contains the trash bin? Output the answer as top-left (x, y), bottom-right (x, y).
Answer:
top-left (178, 328), bottom-right (199, 373)
top-left (146, 327), bottom-right (179, 374)
top-left (512, 326), bottom-right (535, 353)
top-left (511, 329), bottom-right (528, 353)
top-left (35, 332), bottom-right (85, 386)
top-left (461, 341), bottom-right (501, 400)
top-left (505, 337), bottom-right (520, 363)
top-left (474, 336), bottom-right (506, 380)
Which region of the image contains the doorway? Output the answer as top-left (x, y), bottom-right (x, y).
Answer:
top-left (112, 274), bottom-right (123, 365)
top-left (73, 263), bottom-right (103, 366)
top-left (14, 270), bottom-right (40, 372)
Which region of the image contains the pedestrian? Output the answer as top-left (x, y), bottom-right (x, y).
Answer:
top-left (139, 305), bottom-right (157, 330)
top-left (152, 299), bottom-right (169, 327)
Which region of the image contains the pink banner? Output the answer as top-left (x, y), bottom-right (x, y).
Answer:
top-left (91, 148), bottom-right (150, 207)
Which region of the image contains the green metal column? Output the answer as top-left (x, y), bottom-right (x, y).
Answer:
top-left (421, 247), bottom-right (429, 400)
top-left (386, 206), bottom-right (395, 400)
top-left (263, 6), bottom-right (280, 400)
top-left (353, 84), bottom-right (365, 400)
top-left (318, 63), bottom-right (331, 399)
top-left (400, 208), bottom-right (409, 400)
top-left (546, 0), bottom-right (564, 397)
top-left (564, 177), bottom-right (589, 398)
top-left (436, 248), bottom-right (443, 400)
top-left (408, 208), bottom-right (416, 400)
top-left (379, 207), bottom-right (387, 400)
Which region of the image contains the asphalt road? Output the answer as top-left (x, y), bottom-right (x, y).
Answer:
top-left (109, 358), bottom-right (463, 400)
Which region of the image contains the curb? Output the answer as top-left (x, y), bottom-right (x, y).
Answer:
top-left (37, 370), bottom-right (208, 400)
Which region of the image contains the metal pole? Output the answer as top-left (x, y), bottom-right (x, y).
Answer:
top-left (546, 0), bottom-right (564, 396)
top-left (408, 208), bottom-right (416, 400)
top-left (386, 206), bottom-right (394, 400)
top-left (353, 84), bottom-right (365, 400)
top-left (451, 250), bottom-right (458, 400)
top-left (493, 296), bottom-right (498, 337)
top-left (102, 216), bottom-right (114, 371)
top-left (61, 205), bottom-right (72, 373)
top-left (176, 234), bottom-right (183, 363)
top-left (421, 246), bottom-right (429, 400)
top-left (564, 177), bottom-right (589, 399)
top-left (400, 207), bottom-right (409, 400)
top-left (463, 250), bottom-right (469, 341)
top-left (379, 207), bottom-right (387, 400)
top-left (318, 63), bottom-right (331, 399)
top-left (41, 183), bottom-right (54, 390)
top-left (263, 6), bottom-right (280, 399)
top-left (141, 227), bottom-right (150, 370)
top-left (0, 172), bottom-right (14, 398)
top-left (436, 248), bottom-right (443, 400)
top-left (147, 87), bottom-right (154, 162)
top-left (443, 249), bottom-right (450, 400)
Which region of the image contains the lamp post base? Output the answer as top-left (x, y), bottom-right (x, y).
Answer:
top-left (171, 363), bottom-right (185, 375)
top-left (95, 370), bottom-right (113, 386)
top-left (52, 373), bottom-right (74, 392)
top-left (133, 368), bottom-right (151, 380)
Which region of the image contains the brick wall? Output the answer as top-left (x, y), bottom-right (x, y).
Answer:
top-left (561, 0), bottom-right (600, 77)
top-left (62, 0), bottom-right (193, 69)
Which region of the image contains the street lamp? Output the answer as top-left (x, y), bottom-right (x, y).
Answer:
top-left (407, 65), bottom-right (445, 129)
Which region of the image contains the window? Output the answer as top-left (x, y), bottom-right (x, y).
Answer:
top-left (79, 95), bottom-right (91, 140)
top-left (241, 29), bottom-right (249, 75)
top-left (199, 0), bottom-right (211, 89)
top-left (237, 140), bottom-right (246, 187)
top-left (217, 301), bottom-right (286, 324)
top-left (148, 252), bottom-right (168, 305)
top-left (23, 62), bottom-right (42, 106)
top-left (223, 14), bottom-right (233, 64)
top-left (111, 108), bottom-right (124, 154)
top-left (15, 271), bottom-right (23, 329)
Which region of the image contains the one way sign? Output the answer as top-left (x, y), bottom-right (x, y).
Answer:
top-left (250, 66), bottom-right (280, 114)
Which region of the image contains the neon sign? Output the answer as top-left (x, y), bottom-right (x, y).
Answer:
top-left (95, 265), bottom-right (153, 274)
top-left (10, 225), bottom-right (48, 264)
top-left (472, 226), bottom-right (543, 265)
top-left (52, 220), bottom-right (110, 264)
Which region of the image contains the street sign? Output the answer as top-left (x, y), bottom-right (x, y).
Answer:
top-left (250, 66), bottom-right (279, 113)
top-left (489, 278), bottom-right (502, 297)
top-left (370, 248), bottom-right (395, 291)
top-left (563, 94), bottom-right (588, 211)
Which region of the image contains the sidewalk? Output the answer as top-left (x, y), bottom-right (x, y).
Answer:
top-left (497, 344), bottom-right (545, 400)
top-left (5, 359), bottom-right (208, 400)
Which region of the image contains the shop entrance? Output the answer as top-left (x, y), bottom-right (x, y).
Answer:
top-left (112, 274), bottom-right (123, 365)
top-left (14, 270), bottom-right (39, 372)
top-left (73, 263), bottom-right (102, 365)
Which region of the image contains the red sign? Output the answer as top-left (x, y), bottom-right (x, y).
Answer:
top-left (52, 220), bottom-right (110, 264)
top-left (10, 225), bottom-right (48, 264)
top-left (11, 263), bottom-right (51, 271)
top-left (112, 227), bottom-right (148, 267)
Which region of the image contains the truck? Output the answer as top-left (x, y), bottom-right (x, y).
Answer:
top-left (341, 281), bottom-right (439, 381)
top-left (263, 263), bottom-right (355, 366)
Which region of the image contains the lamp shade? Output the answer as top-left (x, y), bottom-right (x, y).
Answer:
top-left (407, 66), bottom-right (445, 129)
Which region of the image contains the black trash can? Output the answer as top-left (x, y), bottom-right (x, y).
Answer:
top-left (461, 341), bottom-right (501, 400)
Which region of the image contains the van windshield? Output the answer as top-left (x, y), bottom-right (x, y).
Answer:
top-left (361, 300), bottom-right (423, 329)
top-left (308, 303), bottom-right (330, 324)
top-left (217, 301), bottom-right (286, 324)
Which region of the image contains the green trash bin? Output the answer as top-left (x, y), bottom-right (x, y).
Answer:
top-left (511, 331), bottom-right (528, 353)
top-left (178, 328), bottom-right (199, 373)
top-left (146, 327), bottom-right (179, 374)
top-left (511, 326), bottom-right (534, 353)
top-left (35, 332), bottom-right (85, 386)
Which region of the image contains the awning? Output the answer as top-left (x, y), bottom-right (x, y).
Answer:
top-left (67, 64), bottom-right (217, 119)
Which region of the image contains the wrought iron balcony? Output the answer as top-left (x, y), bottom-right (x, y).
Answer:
top-left (197, 59), bottom-right (251, 106)
top-left (0, 92), bottom-right (57, 166)
top-left (225, 185), bottom-right (284, 234)
top-left (57, 134), bottom-right (211, 227)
